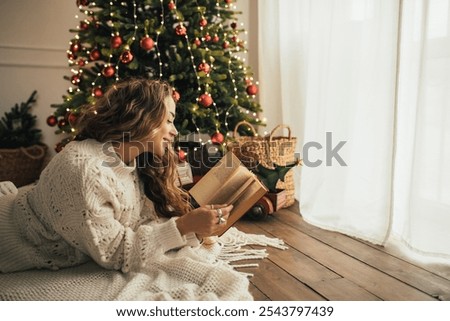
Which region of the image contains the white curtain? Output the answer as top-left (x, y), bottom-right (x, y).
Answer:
top-left (258, 0), bottom-right (450, 262)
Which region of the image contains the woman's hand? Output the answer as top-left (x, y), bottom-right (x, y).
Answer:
top-left (176, 204), bottom-right (233, 238)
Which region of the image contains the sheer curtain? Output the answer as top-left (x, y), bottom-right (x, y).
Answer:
top-left (258, 0), bottom-right (450, 261)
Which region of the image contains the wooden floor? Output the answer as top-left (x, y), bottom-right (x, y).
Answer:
top-left (234, 202), bottom-right (450, 301)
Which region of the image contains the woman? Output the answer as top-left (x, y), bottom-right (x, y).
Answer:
top-left (0, 78), bottom-right (252, 300)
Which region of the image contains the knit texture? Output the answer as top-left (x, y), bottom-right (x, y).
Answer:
top-left (0, 228), bottom-right (287, 301)
top-left (0, 139), bottom-right (287, 300)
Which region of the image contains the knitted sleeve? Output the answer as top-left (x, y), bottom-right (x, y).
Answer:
top-left (47, 163), bottom-right (194, 273)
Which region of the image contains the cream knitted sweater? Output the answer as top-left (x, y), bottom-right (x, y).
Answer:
top-left (0, 139), bottom-right (253, 300)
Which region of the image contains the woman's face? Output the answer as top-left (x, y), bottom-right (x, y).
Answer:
top-left (145, 96), bottom-right (178, 157)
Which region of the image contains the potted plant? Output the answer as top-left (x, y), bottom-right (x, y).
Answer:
top-left (0, 91), bottom-right (47, 187)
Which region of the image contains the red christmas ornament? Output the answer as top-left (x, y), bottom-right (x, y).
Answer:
top-left (198, 62), bottom-right (211, 74)
top-left (168, 1), bottom-right (176, 10)
top-left (211, 132), bottom-right (224, 144)
top-left (76, 0), bottom-right (90, 7)
top-left (222, 41), bottom-right (229, 49)
top-left (70, 42), bottom-right (81, 53)
top-left (67, 112), bottom-right (77, 125)
top-left (58, 118), bottom-right (67, 129)
top-left (212, 35), bottom-right (219, 43)
top-left (46, 115), bottom-right (58, 127)
top-left (140, 36), bottom-right (154, 51)
top-left (198, 94), bottom-right (213, 107)
top-left (79, 21), bottom-right (89, 31)
top-left (71, 74), bottom-right (81, 85)
top-left (225, 0), bottom-right (232, 4)
top-left (177, 149), bottom-right (186, 162)
top-left (204, 33), bottom-right (212, 42)
top-left (120, 50), bottom-right (134, 64)
top-left (199, 18), bottom-right (207, 27)
top-left (89, 49), bottom-right (101, 61)
top-left (172, 90), bottom-right (180, 102)
top-left (67, 52), bottom-right (77, 60)
top-left (102, 65), bottom-right (115, 78)
top-left (175, 24), bottom-right (187, 36)
top-left (77, 59), bottom-right (86, 67)
top-left (193, 38), bottom-right (201, 46)
top-left (230, 22), bottom-right (237, 29)
top-left (93, 87), bottom-right (103, 97)
top-left (110, 34), bottom-right (123, 49)
top-left (231, 36), bottom-right (238, 42)
top-left (246, 84), bottom-right (258, 95)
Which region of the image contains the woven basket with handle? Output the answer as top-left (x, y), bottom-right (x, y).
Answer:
top-left (226, 121), bottom-right (267, 170)
top-left (264, 125), bottom-right (297, 207)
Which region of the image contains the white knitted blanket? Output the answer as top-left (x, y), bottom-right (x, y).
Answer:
top-left (0, 227), bottom-right (287, 301)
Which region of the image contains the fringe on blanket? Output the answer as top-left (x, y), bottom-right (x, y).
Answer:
top-left (212, 227), bottom-right (288, 277)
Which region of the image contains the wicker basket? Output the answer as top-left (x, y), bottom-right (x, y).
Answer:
top-left (265, 125), bottom-right (297, 207)
top-left (226, 121), bottom-right (267, 170)
top-left (0, 144), bottom-right (47, 187)
top-left (227, 122), bottom-right (298, 208)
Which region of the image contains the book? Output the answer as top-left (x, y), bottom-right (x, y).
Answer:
top-left (189, 151), bottom-right (268, 235)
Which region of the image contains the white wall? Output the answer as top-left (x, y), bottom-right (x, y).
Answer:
top-left (0, 0), bottom-right (76, 155)
top-left (0, 1), bottom-right (258, 156)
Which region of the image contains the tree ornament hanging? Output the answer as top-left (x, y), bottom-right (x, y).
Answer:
top-left (71, 74), bottom-right (81, 85)
top-left (67, 52), bottom-right (77, 60)
top-left (76, 0), bottom-right (90, 7)
top-left (140, 36), bottom-right (154, 51)
top-left (93, 87), bottom-right (103, 97)
top-left (77, 59), bottom-right (86, 67)
top-left (120, 50), bottom-right (134, 64)
top-left (198, 93), bottom-right (213, 107)
top-left (110, 34), bottom-right (123, 49)
top-left (246, 84), bottom-right (258, 95)
top-left (70, 42), bottom-right (81, 53)
top-left (198, 62), bottom-right (211, 74)
top-left (168, 1), bottom-right (176, 10)
top-left (102, 65), bottom-right (115, 78)
top-left (46, 115), bottom-right (58, 127)
top-left (67, 112), bottom-right (77, 125)
top-left (199, 18), bottom-right (208, 27)
top-left (79, 21), bottom-right (89, 31)
top-left (211, 132), bottom-right (224, 144)
top-left (193, 38), bottom-right (202, 47)
top-left (175, 24), bottom-right (187, 36)
top-left (58, 118), bottom-right (67, 129)
top-left (89, 49), bottom-right (101, 61)
top-left (177, 149), bottom-right (186, 162)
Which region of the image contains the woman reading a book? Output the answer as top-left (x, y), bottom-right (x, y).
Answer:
top-left (0, 77), bottom-right (251, 300)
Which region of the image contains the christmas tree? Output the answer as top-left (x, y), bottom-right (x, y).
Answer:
top-left (48, 0), bottom-right (263, 152)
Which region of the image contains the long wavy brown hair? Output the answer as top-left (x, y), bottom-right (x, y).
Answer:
top-left (75, 77), bottom-right (191, 218)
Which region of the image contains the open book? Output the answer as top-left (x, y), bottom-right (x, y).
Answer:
top-left (189, 151), bottom-right (268, 235)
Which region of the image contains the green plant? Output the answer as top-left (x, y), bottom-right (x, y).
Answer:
top-left (0, 91), bottom-right (42, 148)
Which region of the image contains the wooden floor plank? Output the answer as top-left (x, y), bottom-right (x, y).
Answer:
top-left (245, 257), bottom-right (326, 301)
top-left (272, 208), bottom-right (450, 300)
top-left (236, 221), bottom-right (381, 301)
top-left (310, 278), bottom-right (381, 301)
top-left (238, 215), bottom-right (437, 300)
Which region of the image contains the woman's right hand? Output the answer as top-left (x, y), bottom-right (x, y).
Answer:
top-left (175, 204), bottom-right (233, 238)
